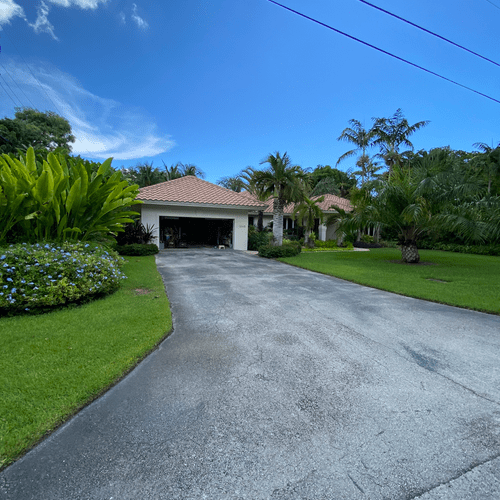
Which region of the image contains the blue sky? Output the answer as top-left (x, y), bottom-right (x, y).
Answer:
top-left (0, 0), bottom-right (499, 183)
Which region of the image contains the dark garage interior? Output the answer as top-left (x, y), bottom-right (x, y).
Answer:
top-left (159, 216), bottom-right (233, 248)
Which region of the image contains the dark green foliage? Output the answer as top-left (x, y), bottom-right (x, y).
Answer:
top-left (258, 243), bottom-right (301, 258)
top-left (418, 241), bottom-right (500, 256)
top-left (309, 165), bottom-right (356, 198)
top-left (217, 175), bottom-right (245, 192)
top-left (116, 220), bottom-right (156, 245)
top-left (248, 229), bottom-right (272, 251)
top-left (311, 177), bottom-right (341, 196)
top-left (116, 243), bottom-right (159, 256)
top-left (0, 108), bottom-right (75, 154)
top-left (0, 148), bottom-right (140, 244)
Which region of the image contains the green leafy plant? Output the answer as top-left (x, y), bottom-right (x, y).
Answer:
top-left (248, 227), bottom-right (272, 250)
top-left (0, 148), bottom-right (141, 244)
top-left (258, 242), bottom-right (301, 258)
top-left (0, 242), bottom-right (125, 315)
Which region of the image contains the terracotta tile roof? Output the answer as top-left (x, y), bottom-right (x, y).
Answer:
top-left (249, 193), bottom-right (353, 214)
top-left (138, 176), bottom-right (266, 208)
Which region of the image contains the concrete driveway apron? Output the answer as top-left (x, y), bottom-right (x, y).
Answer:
top-left (1, 249), bottom-right (500, 499)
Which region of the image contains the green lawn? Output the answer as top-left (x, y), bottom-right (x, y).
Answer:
top-left (280, 248), bottom-right (500, 314)
top-left (0, 255), bottom-right (172, 470)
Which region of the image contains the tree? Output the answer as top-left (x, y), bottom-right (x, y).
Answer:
top-left (178, 163), bottom-right (205, 178)
top-left (331, 151), bottom-right (487, 263)
top-left (292, 196), bottom-right (325, 247)
top-left (472, 142), bottom-right (500, 195)
top-left (352, 154), bottom-right (383, 186)
top-left (125, 162), bottom-right (164, 188)
top-left (336, 119), bottom-right (378, 186)
top-left (311, 177), bottom-right (340, 196)
top-left (162, 161), bottom-right (183, 181)
top-left (309, 165), bottom-right (356, 198)
top-left (217, 175), bottom-right (245, 192)
top-left (372, 109), bottom-right (429, 173)
top-left (0, 108), bottom-right (75, 154)
top-left (243, 152), bottom-right (307, 246)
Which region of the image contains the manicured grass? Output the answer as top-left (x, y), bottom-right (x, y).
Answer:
top-left (0, 255), bottom-right (171, 470)
top-left (280, 248), bottom-right (500, 314)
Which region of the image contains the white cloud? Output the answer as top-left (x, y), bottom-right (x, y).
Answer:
top-left (47, 0), bottom-right (108, 8)
top-left (28, 1), bottom-right (58, 40)
top-left (0, 0), bottom-right (25, 26)
top-left (131, 3), bottom-right (148, 29)
top-left (0, 59), bottom-right (175, 161)
top-left (119, 11), bottom-right (125, 24)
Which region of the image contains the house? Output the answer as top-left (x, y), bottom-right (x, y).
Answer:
top-left (137, 177), bottom-right (352, 250)
top-left (137, 176), bottom-right (266, 251)
top-left (248, 193), bottom-right (353, 242)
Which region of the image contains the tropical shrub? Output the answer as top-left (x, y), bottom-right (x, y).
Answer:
top-left (258, 243), bottom-right (301, 258)
top-left (0, 148), bottom-right (140, 244)
top-left (314, 239), bottom-right (339, 248)
top-left (116, 220), bottom-right (156, 245)
top-left (417, 241), bottom-right (500, 256)
top-left (248, 227), bottom-right (272, 250)
top-left (0, 242), bottom-right (125, 315)
top-left (116, 243), bottom-right (159, 256)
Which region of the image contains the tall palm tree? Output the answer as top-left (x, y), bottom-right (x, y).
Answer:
top-left (292, 196), bottom-right (325, 247)
top-left (337, 119), bottom-right (377, 185)
top-left (243, 152), bottom-right (307, 246)
top-left (372, 109), bottom-right (429, 173)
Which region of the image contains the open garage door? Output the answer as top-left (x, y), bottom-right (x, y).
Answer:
top-left (159, 217), bottom-right (234, 248)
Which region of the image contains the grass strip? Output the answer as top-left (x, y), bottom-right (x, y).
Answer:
top-left (0, 255), bottom-right (172, 470)
top-left (280, 248), bottom-right (500, 314)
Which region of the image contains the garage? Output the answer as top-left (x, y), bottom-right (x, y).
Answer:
top-left (136, 176), bottom-right (266, 251)
top-left (160, 216), bottom-right (234, 248)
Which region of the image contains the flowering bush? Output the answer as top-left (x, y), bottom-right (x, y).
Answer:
top-left (0, 242), bottom-right (126, 315)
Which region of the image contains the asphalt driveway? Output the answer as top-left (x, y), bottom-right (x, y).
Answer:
top-left (1, 249), bottom-right (500, 499)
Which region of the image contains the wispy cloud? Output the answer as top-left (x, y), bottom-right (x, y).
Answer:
top-left (119, 11), bottom-right (126, 24)
top-left (131, 3), bottom-right (148, 29)
top-left (0, 59), bottom-right (175, 161)
top-left (46, 0), bottom-right (108, 9)
top-left (28, 1), bottom-right (58, 40)
top-left (0, 0), bottom-right (26, 26)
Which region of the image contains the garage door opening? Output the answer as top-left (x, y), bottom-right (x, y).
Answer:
top-left (159, 217), bottom-right (234, 248)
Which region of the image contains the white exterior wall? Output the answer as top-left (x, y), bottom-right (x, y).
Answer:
top-left (140, 203), bottom-right (249, 251)
top-left (326, 221), bottom-right (340, 242)
top-left (318, 224), bottom-right (327, 241)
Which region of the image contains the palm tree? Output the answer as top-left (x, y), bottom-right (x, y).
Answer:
top-left (243, 152), bottom-right (307, 246)
top-left (178, 163), bottom-right (205, 178)
top-left (217, 175), bottom-right (245, 192)
top-left (352, 153), bottom-right (383, 186)
top-left (127, 162), bottom-right (164, 188)
top-left (472, 142), bottom-right (500, 195)
top-left (372, 109), bottom-right (429, 174)
top-left (292, 196), bottom-right (325, 247)
top-left (162, 161), bottom-right (182, 181)
top-left (331, 152), bottom-right (486, 263)
top-left (337, 119), bottom-right (376, 165)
